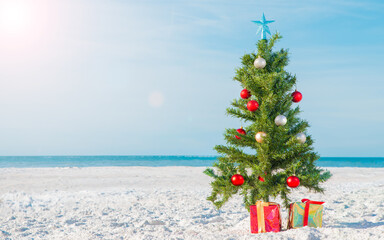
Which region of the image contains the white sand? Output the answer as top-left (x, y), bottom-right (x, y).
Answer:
top-left (0, 167), bottom-right (384, 240)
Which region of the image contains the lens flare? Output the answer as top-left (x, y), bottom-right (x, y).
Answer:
top-left (148, 91), bottom-right (165, 108)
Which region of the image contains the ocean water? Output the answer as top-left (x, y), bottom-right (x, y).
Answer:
top-left (0, 156), bottom-right (383, 168)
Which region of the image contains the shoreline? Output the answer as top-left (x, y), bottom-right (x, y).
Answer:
top-left (1, 166), bottom-right (384, 169)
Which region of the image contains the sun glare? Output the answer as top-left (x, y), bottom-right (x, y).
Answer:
top-left (0, 0), bottom-right (53, 58)
top-left (0, 0), bottom-right (31, 34)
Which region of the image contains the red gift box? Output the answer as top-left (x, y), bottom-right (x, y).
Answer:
top-left (250, 201), bottom-right (281, 233)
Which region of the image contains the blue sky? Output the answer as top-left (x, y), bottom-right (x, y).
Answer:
top-left (0, 0), bottom-right (383, 156)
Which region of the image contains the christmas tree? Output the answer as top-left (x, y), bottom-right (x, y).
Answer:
top-left (204, 16), bottom-right (331, 210)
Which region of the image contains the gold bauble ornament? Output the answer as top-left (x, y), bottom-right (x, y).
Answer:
top-left (255, 132), bottom-right (267, 143)
top-left (296, 132), bottom-right (306, 144)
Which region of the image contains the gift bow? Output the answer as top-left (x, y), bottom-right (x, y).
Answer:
top-left (301, 199), bottom-right (325, 226)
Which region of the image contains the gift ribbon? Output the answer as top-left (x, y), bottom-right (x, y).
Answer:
top-left (256, 201), bottom-right (269, 233)
top-left (301, 199), bottom-right (324, 226)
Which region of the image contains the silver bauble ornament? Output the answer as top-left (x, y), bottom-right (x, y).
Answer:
top-left (254, 56), bottom-right (266, 69)
top-left (296, 133), bottom-right (306, 144)
top-left (275, 115), bottom-right (287, 126)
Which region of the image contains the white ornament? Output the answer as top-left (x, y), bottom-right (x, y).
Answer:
top-left (296, 133), bottom-right (306, 144)
top-left (255, 132), bottom-right (267, 143)
top-left (254, 56), bottom-right (266, 69)
top-left (275, 115), bottom-right (287, 126)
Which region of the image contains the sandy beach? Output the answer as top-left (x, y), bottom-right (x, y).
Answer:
top-left (0, 167), bottom-right (384, 239)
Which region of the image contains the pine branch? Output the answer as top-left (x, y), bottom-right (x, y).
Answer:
top-left (267, 33), bottom-right (282, 51)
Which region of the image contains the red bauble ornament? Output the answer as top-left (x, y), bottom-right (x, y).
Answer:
top-left (258, 172), bottom-right (267, 182)
top-left (240, 89), bottom-right (251, 99)
top-left (286, 176), bottom-right (300, 188)
top-left (292, 91), bottom-right (302, 103)
top-left (235, 128), bottom-right (246, 140)
top-left (247, 100), bottom-right (259, 112)
top-left (231, 174), bottom-right (244, 186)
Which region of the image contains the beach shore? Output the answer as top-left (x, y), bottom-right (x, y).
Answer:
top-left (0, 167), bottom-right (383, 239)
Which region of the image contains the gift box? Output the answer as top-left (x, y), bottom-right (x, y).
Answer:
top-left (250, 201), bottom-right (281, 233)
top-left (288, 199), bottom-right (325, 229)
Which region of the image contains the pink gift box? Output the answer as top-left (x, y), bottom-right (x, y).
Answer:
top-left (250, 201), bottom-right (281, 233)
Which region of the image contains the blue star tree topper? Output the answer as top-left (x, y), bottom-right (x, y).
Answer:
top-left (252, 13), bottom-right (275, 40)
